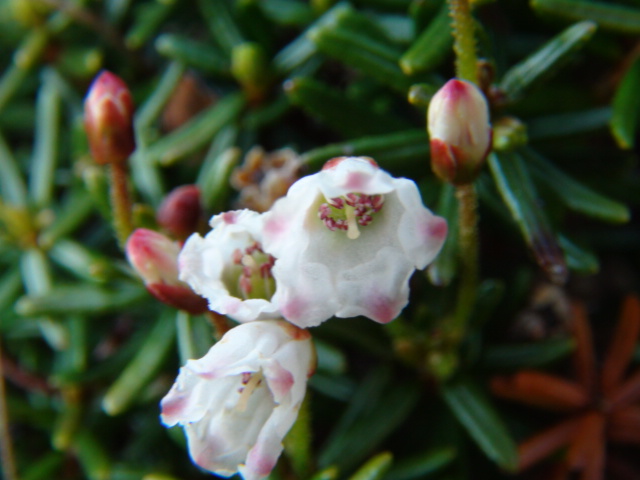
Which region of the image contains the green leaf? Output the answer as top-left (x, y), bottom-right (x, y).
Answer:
top-left (197, 0), bottom-right (244, 53)
top-left (30, 69), bottom-right (61, 208)
top-left (125, 0), bottom-right (176, 49)
top-left (22, 453), bottom-right (64, 480)
top-left (524, 148), bottom-right (630, 224)
top-left (73, 429), bottom-right (112, 480)
top-left (488, 152), bottom-right (567, 283)
top-left (441, 377), bottom-right (518, 471)
top-left (531, 0), bottom-right (640, 34)
top-left (285, 77), bottom-right (411, 138)
top-left (481, 337), bottom-right (575, 370)
top-left (384, 447), bottom-right (456, 480)
top-left (499, 21), bottom-right (596, 101)
top-left (156, 34), bottom-right (229, 75)
top-left (558, 234), bottom-right (600, 274)
top-left (102, 312), bottom-right (175, 415)
top-left (400, 4), bottom-right (452, 75)
top-left (319, 367), bottom-right (420, 472)
top-left (527, 107), bottom-right (611, 140)
top-left (308, 6), bottom-right (410, 91)
top-left (310, 467), bottom-right (340, 480)
top-left (39, 190), bottom-right (95, 248)
top-left (349, 452), bottom-right (393, 480)
top-left (15, 282), bottom-right (147, 317)
top-left (610, 54), bottom-right (640, 149)
top-left (145, 92), bottom-right (245, 166)
top-left (135, 61), bottom-right (187, 131)
top-left (0, 131), bottom-right (27, 206)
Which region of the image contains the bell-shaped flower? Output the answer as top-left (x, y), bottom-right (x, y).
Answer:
top-left (427, 78), bottom-right (492, 185)
top-left (160, 319), bottom-right (315, 480)
top-left (179, 210), bottom-right (280, 323)
top-left (84, 70), bottom-right (136, 166)
top-left (262, 156), bottom-right (448, 328)
top-left (125, 228), bottom-right (208, 314)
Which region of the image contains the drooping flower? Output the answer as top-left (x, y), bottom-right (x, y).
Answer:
top-left (427, 78), bottom-right (492, 185)
top-left (160, 320), bottom-right (315, 480)
top-left (179, 209), bottom-right (280, 323)
top-left (125, 228), bottom-right (208, 314)
top-left (156, 185), bottom-right (202, 240)
top-left (261, 156), bottom-right (448, 328)
top-left (84, 70), bottom-right (136, 166)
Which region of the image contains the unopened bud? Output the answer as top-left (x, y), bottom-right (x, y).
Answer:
top-left (84, 71), bottom-right (135, 165)
top-left (126, 229), bottom-right (208, 314)
top-left (427, 79), bottom-right (492, 185)
top-left (156, 185), bottom-right (202, 240)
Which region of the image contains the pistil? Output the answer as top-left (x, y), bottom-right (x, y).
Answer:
top-left (236, 372), bottom-right (263, 412)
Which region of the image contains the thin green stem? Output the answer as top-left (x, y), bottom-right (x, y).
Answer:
top-left (0, 343), bottom-right (19, 480)
top-left (453, 184), bottom-right (479, 331)
top-left (447, 0), bottom-right (478, 83)
top-left (109, 162), bottom-right (134, 248)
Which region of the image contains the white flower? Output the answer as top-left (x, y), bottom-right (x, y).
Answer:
top-left (262, 156), bottom-right (448, 328)
top-left (160, 320), bottom-right (315, 480)
top-left (178, 210), bottom-right (280, 322)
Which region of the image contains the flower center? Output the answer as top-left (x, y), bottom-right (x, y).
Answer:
top-left (228, 241), bottom-right (276, 300)
top-left (318, 193), bottom-right (384, 239)
top-left (236, 371), bottom-right (264, 412)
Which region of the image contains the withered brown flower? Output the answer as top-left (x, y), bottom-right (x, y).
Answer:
top-left (491, 296), bottom-right (640, 480)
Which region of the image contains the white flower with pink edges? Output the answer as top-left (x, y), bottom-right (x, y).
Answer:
top-left (262, 156), bottom-right (448, 328)
top-left (160, 320), bottom-right (315, 480)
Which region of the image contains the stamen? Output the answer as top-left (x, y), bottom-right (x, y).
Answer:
top-left (235, 372), bottom-right (263, 412)
top-left (318, 193), bottom-right (384, 237)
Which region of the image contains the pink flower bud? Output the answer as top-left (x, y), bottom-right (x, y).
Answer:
top-left (84, 71), bottom-right (135, 165)
top-left (126, 229), bottom-right (208, 314)
top-left (427, 79), bottom-right (492, 185)
top-left (156, 185), bottom-right (202, 240)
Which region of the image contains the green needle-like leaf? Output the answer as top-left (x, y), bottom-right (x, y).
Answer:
top-left (610, 54), bottom-right (640, 149)
top-left (102, 312), bottom-right (175, 416)
top-left (531, 0), bottom-right (640, 34)
top-left (481, 337), bottom-right (575, 370)
top-left (384, 447), bottom-right (456, 480)
top-left (145, 92), bottom-right (245, 166)
top-left (524, 148), bottom-right (630, 224)
top-left (400, 4), bottom-right (452, 75)
top-left (488, 152), bottom-right (568, 283)
top-left (349, 452), bottom-right (393, 480)
top-left (441, 378), bottom-right (518, 471)
top-left (499, 21), bottom-right (596, 101)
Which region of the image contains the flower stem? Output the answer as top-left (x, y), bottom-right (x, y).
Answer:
top-left (453, 184), bottom-right (479, 332)
top-left (109, 162), bottom-right (134, 248)
top-left (0, 343), bottom-right (19, 480)
top-left (447, 0), bottom-right (478, 84)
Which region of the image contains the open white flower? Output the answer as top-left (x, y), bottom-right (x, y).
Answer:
top-left (262, 156), bottom-right (448, 328)
top-left (178, 210), bottom-right (280, 322)
top-left (160, 320), bottom-right (315, 480)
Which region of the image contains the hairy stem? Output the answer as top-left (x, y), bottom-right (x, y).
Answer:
top-left (453, 184), bottom-right (479, 332)
top-left (109, 162), bottom-right (134, 248)
top-left (448, 0), bottom-right (478, 83)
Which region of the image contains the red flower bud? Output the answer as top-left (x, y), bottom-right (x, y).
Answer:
top-left (156, 185), bottom-right (202, 240)
top-left (427, 79), bottom-right (492, 185)
top-left (126, 229), bottom-right (208, 314)
top-left (84, 71), bottom-right (135, 165)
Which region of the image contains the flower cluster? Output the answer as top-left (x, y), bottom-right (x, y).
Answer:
top-left (156, 156), bottom-right (447, 479)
